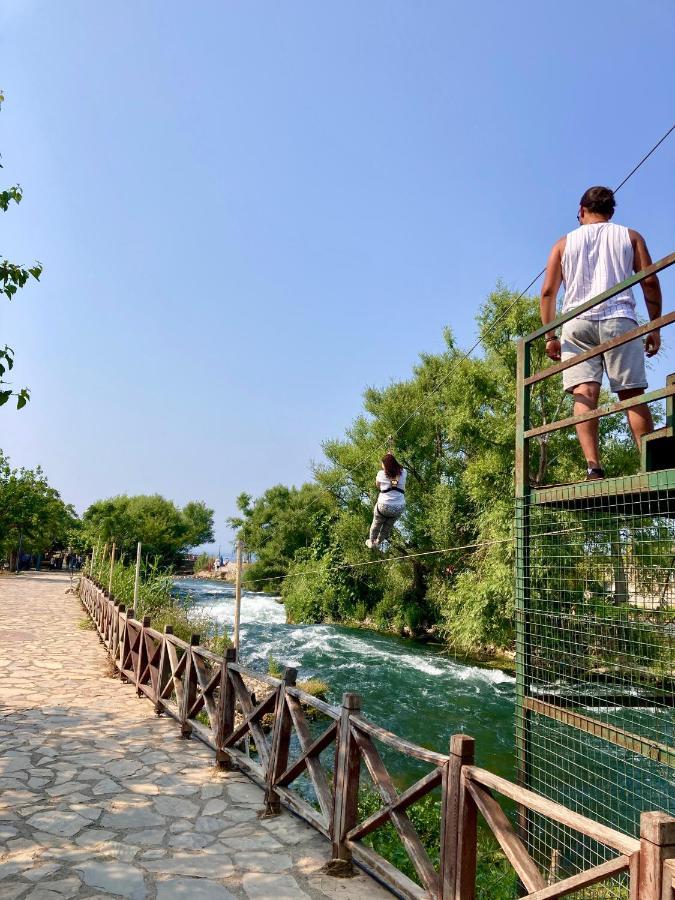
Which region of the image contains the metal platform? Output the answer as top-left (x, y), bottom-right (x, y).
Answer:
top-left (532, 469), bottom-right (675, 514)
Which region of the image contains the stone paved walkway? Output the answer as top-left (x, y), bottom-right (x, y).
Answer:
top-left (0, 572), bottom-right (391, 900)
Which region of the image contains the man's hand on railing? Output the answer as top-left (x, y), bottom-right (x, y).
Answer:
top-left (546, 336), bottom-right (561, 361)
top-left (645, 329), bottom-right (661, 357)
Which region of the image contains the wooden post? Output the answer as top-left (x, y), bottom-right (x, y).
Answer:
top-left (108, 542), bottom-right (116, 596)
top-left (215, 647), bottom-right (237, 768)
top-left (262, 667), bottom-right (297, 817)
top-left (111, 600), bottom-right (120, 661)
top-left (180, 634), bottom-right (200, 738)
top-left (90, 541), bottom-right (99, 578)
top-left (136, 615), bottom-right (151, 695)
top-left (133, 541), bottom-right (142, 614)
top-left (233, 540), bottom-right (243, 652)
top-left (119, 604), bottom-right (131, 681)
top-left (639, 811), bottom-right (675, 900)
top-left (454, 747), bottom-right (478, 900)
top-left (155, 625), bottom-right (173, 715)
top-left (329, 692), bottom-right (362, 872)
top-left (439, 734), bottom-right (475, 900)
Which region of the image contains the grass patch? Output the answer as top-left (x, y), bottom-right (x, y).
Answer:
top-left (297, 677), bottom-right (329, 701)
top-left (86, 559), bottom-right (231, 654)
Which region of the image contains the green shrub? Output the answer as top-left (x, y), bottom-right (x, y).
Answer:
top-left (193, 552), bottom-right (213, 573)
top-left (87, 556), bottom-right (230, 653)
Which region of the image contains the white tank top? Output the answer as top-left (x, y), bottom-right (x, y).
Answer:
top-left (561, 222), bottom-right (636, 321)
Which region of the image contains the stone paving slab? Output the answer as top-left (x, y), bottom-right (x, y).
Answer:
top-left (0, 573), bottom-right (392, 900)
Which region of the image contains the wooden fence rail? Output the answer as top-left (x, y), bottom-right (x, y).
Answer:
top-left (79, 575), bottom-right (674, 900)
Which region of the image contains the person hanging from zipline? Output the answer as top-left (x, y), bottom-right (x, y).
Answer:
top-left (366, 453), bottom-right (407, 549)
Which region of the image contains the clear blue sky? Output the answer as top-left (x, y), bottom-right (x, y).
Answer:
top-left (2, 1), bottom-right (674, 554)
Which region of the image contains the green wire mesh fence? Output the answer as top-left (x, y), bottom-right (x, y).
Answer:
top-left (515, 253), bottom-right (675, 898)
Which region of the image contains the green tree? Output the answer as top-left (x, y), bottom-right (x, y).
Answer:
top-left (0, 91), bottom-right (42, 408)
top-left (241, 284), bottom-right (639, 651)
top-left (182, 500), bottom-right (216, 547)
top-left (226, 484), bottom-right (334, 588)
top-left (82, 494), bottom-right (215, 568)
top-left (0, 452), bottom-right (77, 568)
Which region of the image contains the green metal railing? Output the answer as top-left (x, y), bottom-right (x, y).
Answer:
top-left (515, 251), bottom-right (675, 898)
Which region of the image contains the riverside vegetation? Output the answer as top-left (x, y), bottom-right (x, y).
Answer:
top-left (228, 286), bottom-right (641, 657)
top-left (88, 552), bottom-right (231, 653)
top-left (82, 560), bottom-right (516, 897)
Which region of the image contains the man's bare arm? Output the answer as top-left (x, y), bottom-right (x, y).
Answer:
top-left (630, 229), bottom-right (662, 319)
top-left (540, 238), bottom-right (565, 360)
top-left (630, 229), bottom-right (662, 357)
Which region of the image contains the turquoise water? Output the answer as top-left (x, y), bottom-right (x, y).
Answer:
top-left (175, 578), bottom-right (516, 783)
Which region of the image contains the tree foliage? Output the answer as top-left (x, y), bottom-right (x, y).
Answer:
top-left (0, 451), bottom-right (77, 564)
top-left (226, 484), bottom-right (334, 588)
top-left (230, 286), bottom-right (639, 652)
top-left (0, 91), bottom-right (42, 408)
top-left (82, 494), bottom-right (215, 568)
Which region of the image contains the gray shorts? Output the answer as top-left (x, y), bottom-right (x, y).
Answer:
top-left (560, 316), bottom-right (647, 394)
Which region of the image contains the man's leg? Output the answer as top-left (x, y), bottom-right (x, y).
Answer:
top-left (602, 319), bottom-right (651, 448)
top-left (617, 388), bottom-right (653, 447)
top-left (571, 381), bottom-right (601, 466)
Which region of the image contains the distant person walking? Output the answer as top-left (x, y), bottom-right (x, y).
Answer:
top-left (366, 453), bottom-right (406, 549)
top-left (540, 186), bottom-right (663, 480)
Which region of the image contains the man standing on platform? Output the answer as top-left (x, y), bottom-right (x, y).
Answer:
top-left (540, 185), bottom-right (663, 480)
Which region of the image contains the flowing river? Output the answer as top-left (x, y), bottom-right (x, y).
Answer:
top-left (176, 578), bottom-right (516, 784)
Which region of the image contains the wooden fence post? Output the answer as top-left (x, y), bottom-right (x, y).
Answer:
top-left (262, 667), bottom-right (297, 817)
top-left (663, 860), bottom-right (675, 900)
top-left (155, 625), bottom-right (173, 715)
top-left (133, 541), bottom-right (142, 614)
top-left (112, 600), bottom-right (120, 664)
top-left (90, 543), bottom-right (98, 578)
top-left (454, 739), bottom-right (477, 900)
top-left (120, 608), bottom-right (134, 683)
top-left (329, 692), bottom-right (362, 873)
top-left (233, 540), bottom-right (243, 651)
top-left (180, 634), bottom-right (200, 738)
top-left (136, 615), bottom-right (151, 695)
top-left (439, 734), bottom-right (475, 900)
top-left (108, 543), bottom-right (116, 596)
top-left (117, 605), bottom-right (126, 677)
top-left (639, 811), bottom-right (675, 900)
top-left (216, 648), bottom-right (237, 768)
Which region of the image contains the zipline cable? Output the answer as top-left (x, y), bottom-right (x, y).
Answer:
top-left (613, 123), bottom-right (675, 193)
top-left (388, 121), bottom-right (675, 441)
top-left (302, 119), bottom-right (675, 503)
top-left (239, 121), bottom-right (675, 571)
top-left (245, 524), bottom-right (585, 587)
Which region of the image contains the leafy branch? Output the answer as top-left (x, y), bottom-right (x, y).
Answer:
top-left (0, 89), bottom-right (42, 409)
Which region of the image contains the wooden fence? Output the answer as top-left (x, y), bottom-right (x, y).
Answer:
top-left (79, 575), bottom-right (675, 900)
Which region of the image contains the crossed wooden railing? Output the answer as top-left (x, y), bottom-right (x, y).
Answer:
top-left (79, 575), bottom-right (675, 899)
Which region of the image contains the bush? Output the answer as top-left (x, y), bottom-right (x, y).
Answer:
top-left (87, 556), bottom-right (230, 652)
top-left (193, 552), bottom-right (213, 573)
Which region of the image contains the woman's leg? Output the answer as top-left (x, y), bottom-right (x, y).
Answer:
top-left (369, 507), bottom-right (384, 545)
top-left (376, 507), bottom-right (402, 544)
top-left (377, 513), bottom-right (396, 544)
